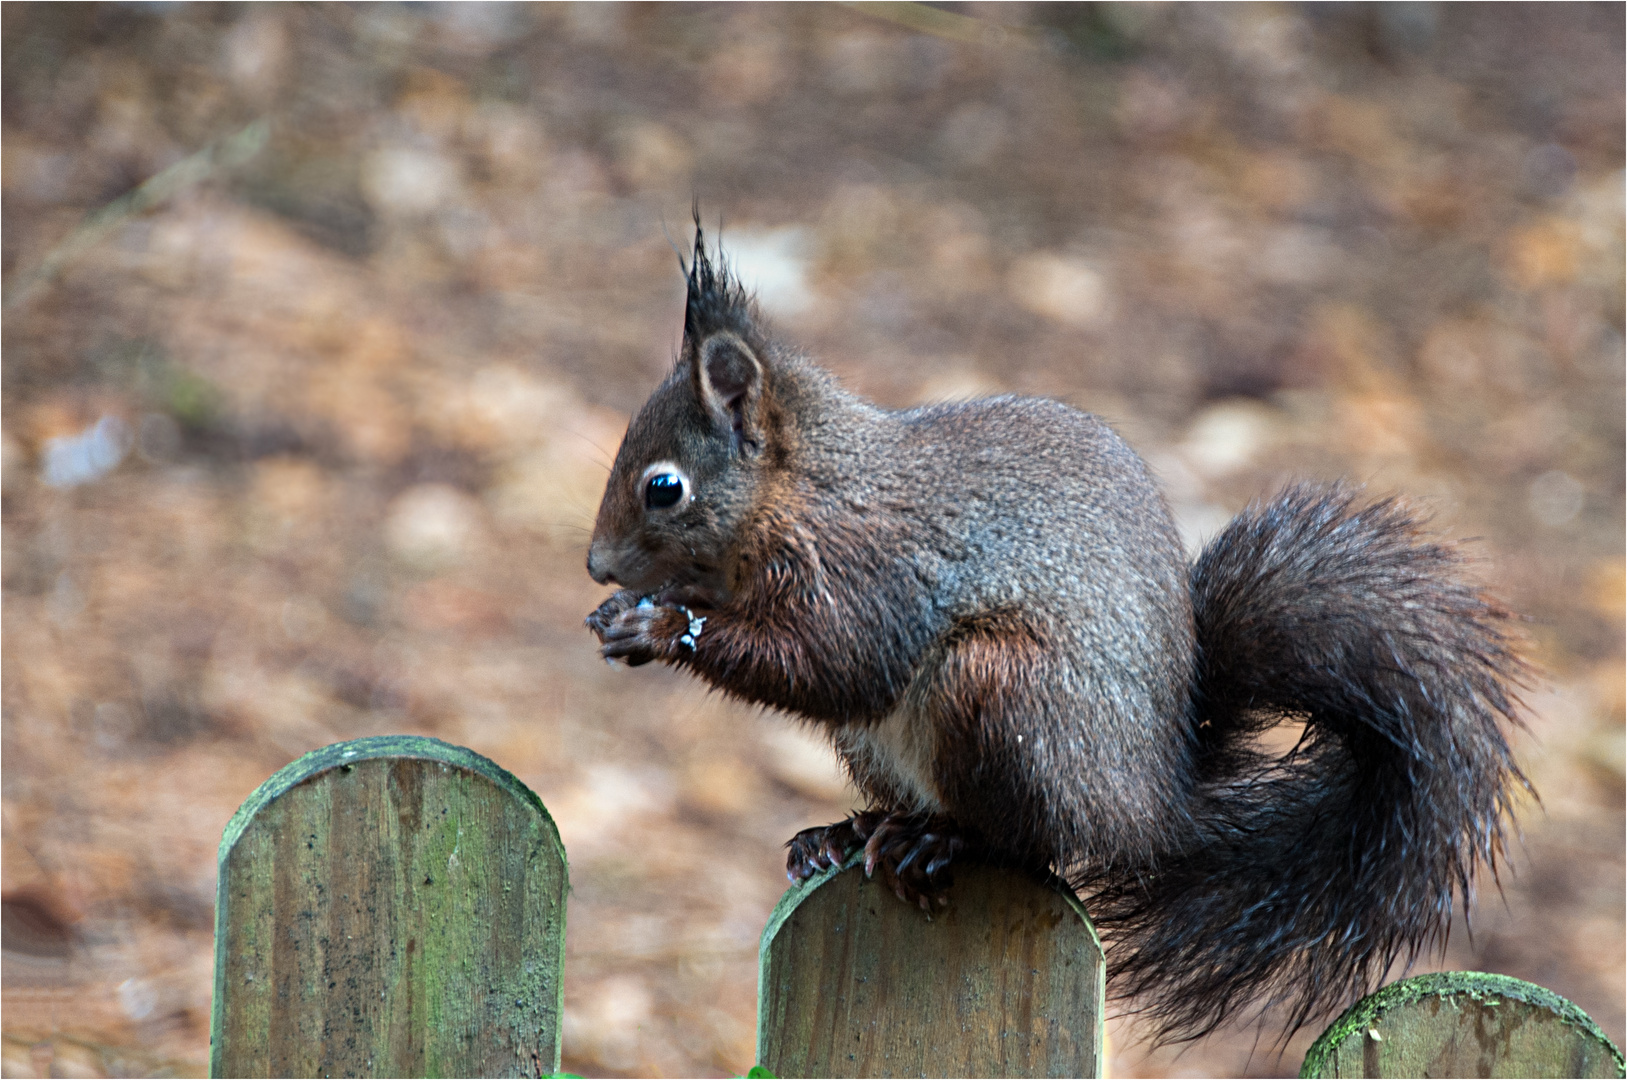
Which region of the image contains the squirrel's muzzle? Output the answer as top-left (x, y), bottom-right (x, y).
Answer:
top-left (586, 543), bottom-right (617, 586)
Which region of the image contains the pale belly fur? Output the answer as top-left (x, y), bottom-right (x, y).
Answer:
top-left (832, 698), bottom-right (944, 813)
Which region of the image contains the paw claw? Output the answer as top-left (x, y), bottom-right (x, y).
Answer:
top-left (787, 813), bottom-right (967, 908)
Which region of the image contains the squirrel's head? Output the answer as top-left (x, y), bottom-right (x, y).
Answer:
top-left (587, 223), bottom-right (779, 602)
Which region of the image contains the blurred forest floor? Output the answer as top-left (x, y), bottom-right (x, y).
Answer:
top-left (2, 4), bottom-right (1622, 1077)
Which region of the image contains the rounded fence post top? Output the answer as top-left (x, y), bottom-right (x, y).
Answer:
top-left (217, 735), bottom-right (562, 870)
top-left (760, 853), bottom-right (1102, 957)
top-left (1301, 971), bottom-right (1625, 1079)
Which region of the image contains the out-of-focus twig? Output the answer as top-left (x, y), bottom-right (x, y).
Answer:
top-left (3, 118), bottom-right (270, 312)
top-left (840, 1), bottom-right (1042, 48)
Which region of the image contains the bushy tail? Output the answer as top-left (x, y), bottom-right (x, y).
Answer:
top-left (1084, 484), bottom-right (1530, 1042)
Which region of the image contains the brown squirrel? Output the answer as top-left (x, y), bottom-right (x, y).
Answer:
top-left (585, 224), bottom-right (1528, 1041)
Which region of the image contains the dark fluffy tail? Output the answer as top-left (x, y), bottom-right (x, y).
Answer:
top-left (1084, 484), bottom-right (1530, 1042)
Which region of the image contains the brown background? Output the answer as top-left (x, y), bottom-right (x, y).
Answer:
top-left (2, 3), bottom-right (1622, 1077)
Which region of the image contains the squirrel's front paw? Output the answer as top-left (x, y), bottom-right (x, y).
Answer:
top-left (585, 590), bottom-right (643, 640)
top-left (595, 600), bottom-right (707, 667)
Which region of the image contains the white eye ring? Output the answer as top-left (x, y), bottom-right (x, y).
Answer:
top-left (640, 461), bottom-right (690, 512)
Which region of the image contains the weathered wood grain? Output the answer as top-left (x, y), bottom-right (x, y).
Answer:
top-left (210, 736), bottom-right (567, 1079)
top-left (757, 858), bottom-right (1104, 1078)
top-left (1300, 971), bottom-right (1625, 1079)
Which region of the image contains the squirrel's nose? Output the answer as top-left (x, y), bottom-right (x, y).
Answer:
top-left (586, 544), bottom-right (617, 586)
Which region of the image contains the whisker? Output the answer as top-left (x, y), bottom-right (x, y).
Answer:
top-left (565, 428), bottom-right (617, 472)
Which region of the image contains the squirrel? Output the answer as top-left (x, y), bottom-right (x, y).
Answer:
top-left (584, 223), bottom-right (1529, 1041)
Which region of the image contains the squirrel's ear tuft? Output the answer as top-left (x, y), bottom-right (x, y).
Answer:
top-left (696, 334), bottom-right (765, 452)
top-left (682, 212), bottom-right (771, 453)
top-left (683, 215), bottom-right (756, 344)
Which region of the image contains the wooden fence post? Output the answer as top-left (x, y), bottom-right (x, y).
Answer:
top-left (209, 736), bottom-right (567, 1079)
top-left (1300, 971), bottom-right (1625, 1079)
top-left (757, 858), bottom-right (1105, 1078)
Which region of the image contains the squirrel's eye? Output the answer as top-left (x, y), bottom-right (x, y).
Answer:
top-left (645, 472), bottom-right (685, 510)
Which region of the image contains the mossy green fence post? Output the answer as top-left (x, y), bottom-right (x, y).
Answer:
top-left (1301, 971), bottom-right (1625, 1079)
top-left (209, 736), bottom-right (568, 1078)
top-left (756, 858), bottom-right (1105, 1078)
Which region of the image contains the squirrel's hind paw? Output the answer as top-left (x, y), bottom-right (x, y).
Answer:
top-left (786, 812), bottom-right (965, 910)
top-left (785, 812), bottom-right (881, 883)
top-left (863, 813), bottom-right (964, 909)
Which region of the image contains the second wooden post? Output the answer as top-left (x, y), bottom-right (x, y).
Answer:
top-left (757, 858), bottom-right (1105, 1078)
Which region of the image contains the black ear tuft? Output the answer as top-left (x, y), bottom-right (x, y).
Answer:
top-left (683, 210), bottom-right (758, 347)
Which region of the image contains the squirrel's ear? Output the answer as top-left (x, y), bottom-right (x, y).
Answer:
top-left (695, 334), bottom-right (765, 453)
